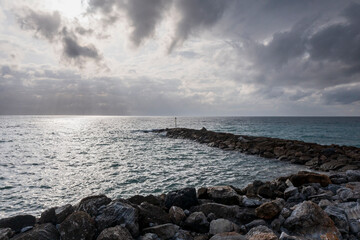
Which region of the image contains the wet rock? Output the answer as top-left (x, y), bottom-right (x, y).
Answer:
top-left (241, 197), bottom-right (262, 208)
top-left (143, 223), bottom-right (179, 240)
top-left (184, 212), bottom-right (209, 233)
top-left (55, 204), bottom-right (74, 224)
top-left (76, 195), bottom-right (111, 216)
top-left (165, 188), bottom-right (198, 210)
top-left (58, 211), bottom-right (95, 240)
top-left (324, 205), bottom-right (349, 234)
top-left (209, 218), bottom-right (239, 235)
top-left (39, 208), bottom-right (57, 224)
top-left (138, 202), bottom-right (171, 229)
top-left (257, 183), bottom-right (276, 199)
top-left (209, 232), bottom-right (246, 240)
top-left (192, 203), bottom-right (240, 222)
top-left (283, 201), bottom-right (341, 239)
top-left (346, 170), bottom-right (360, 182)
top-left (128, 195), bottom-right (162, 206)
top-left (329, 174), bottom-right (348, 184)
top-left (96, 225), bottom-right (133, 240)
top-left (169, 206), bottom-right (186, 225)
top-left (95, 200), bottom-right (139, 237)
top-left (245, 220), bottom-right (267, 231)
top-left (245, 225), bottom-right (278, 240)
top-left (255, 198), bottom-right (284, 220)
top-left (289, 172), bottom-right (331, 187)
top-left (0, 228), bottom-right (14, 240)
top-left (206, 186), bottom-right (240, 205)
top-left (0, 215), bottom-right (36, 233)
top-left (337, 187), bottom-right (355, 202)
top-left (11, 223), bottom-right (59, 240)
top-left (284, 187), bottom-right (298, 199)
top-left (320, 160), bottom-right (346, 171)
top-left (344, 204), bottom-right (360, 234)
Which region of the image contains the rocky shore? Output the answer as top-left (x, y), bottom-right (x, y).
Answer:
top-left (154, 128), bottom-right (360, 171)
top-left (1, 171), bottom-right (360, 240)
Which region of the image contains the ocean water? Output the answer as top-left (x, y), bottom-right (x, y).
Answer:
top-left (0, 116), bottom-right (359, 218)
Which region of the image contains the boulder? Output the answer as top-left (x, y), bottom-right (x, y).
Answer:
top-left (169, 206), bottom-right (186, 225)
top-left (165, 188), bottom-right (198, 210)
top-left (95, 200), bottom-right (139, 237)
top-left (289, 172), bottom-right (331, 187)
top-left (206, 186), bottom-right (240, 205)
top-left (324, 205), bottom-right (349, 234)
top-left (58, 211), bottom-right (95, 240)
top-left (346, 170), bottom-right (360, 182)
top-left (127, 195), bottom-right (162, 206)
top-left (344, 204), bottom-right (360, 234)
top-left (337, 188), bottom-right (355, 202)
top-left (138, 233), bottom-right (158, 240)
top-left (39, 208), bottom-right (57, 224)
top-left (245, 225), bottom-right (278, 240)
top-left (142, 223), bottom-right (179, 240)
top-left (283, 201), bottom-right (341, 239)
top-left (192, 203), bottom-right (239, 222)
top-left (255, 199), bottom-right (284, 220)
top-left (241, 197), bottom-right (262, 208)
top-left (96, 225), bottom-right (133, 240)
top-left (184, 212), bottom-right (209, 233)
top-left (0, 215), bottom-right (36, 233)
top-left (175, 229), bottom-right (193, 240)
top-left (209, 232), bottom-right (246, 240)
top-left (245, 220), bottom-right (267, 231)
top-left (209, 219), bottom-right (239, 235)
top-left (11, 223), bottom-right (59, 240)
top-left (55, 204), bottom-right (74, 223)
top-left (284, 187), bottom-right (298, 199)
top-left (76, 195), bottom-right (111, 216)
top-left (0, 228), bottom-right (14, 240)
top-left (137, 202), bottom-right (171, 229)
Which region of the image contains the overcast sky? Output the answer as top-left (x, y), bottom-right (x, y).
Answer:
top-left (1, 0), bottom-right (360, 116)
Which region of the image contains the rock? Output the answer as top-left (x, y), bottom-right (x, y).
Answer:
top-left (324, 205), bottom-right (349, 234)
top-left (138, 233), bottom-right (158, 240)
top-left (346, 170), bottom-right (360, 182)
top-left (255, 198), bottom-right (284, 220)
top-left (301, 186), bottom-right (317, 199)
top-left (95, 200), bottom-right (139, 237)
top-left (55, 204), bottom-right (74, 223)
top-left (96, 225), bottom-right (133, 240)
top-left (138, 202), bottom-right (171, 229)
top-left (206, 186), bottom-right (240, 205)
top-left (192, 203), bottom-right (240, 222)
top-left (271, 215), bottom-right (285, 232)
top-left (283, 201), bottom-right (341, 239)
top-left (344, 204), bottom-right (360, 234)
top-left (184, 212), bottom-right (209, 233)
top-left (169, 206), bottom-right (186, 225)
top-left (318, 199), bottom-right (333, 209)
top-left (279, 232), bottom-right (301, 240)
top-left (207, 213), bottom-right (216, 222)
top-left (320, 160), bottom-right (346, 171)
top-left (209, 232), bottom-right (246, 240)
top-left (337, 187), bottom-right (355, 202)
top-left (128, 195), bottom-right (162, 206)
top-left (165, 188), bottom-right (198, 210)
top-left (280, 208), bottom-right (291, 218)
top-left (241, 197), bottom-right (262, 208)
top-left (245, 220), bottom-right (267, 231)
top-left (11, 223), bottom-right (59, 240)
top-left (0, 215), bottom-right (36, 233)
top-left (245, 225), bottom-right (278, 240)
top-left (289, 172), bottom-right (331, 187)
top-left (58, 211), bottom-right (95, 240)
top-left (76, 195), bottom-right (111, 216)
top-left (143, 223), bottom-right (179, 240)
top-left (284, 187), bottom-right (298, 199)
top-left (39, 208), bottom-right (57, 224)
top-left (0, 228), bottom-right (14, 240)
top-left (209, 219), bottom-right (239, 235)
top-left (175, 229), bottom-right (193, 240)
top-left (257, 183), bottom-right (277, 199)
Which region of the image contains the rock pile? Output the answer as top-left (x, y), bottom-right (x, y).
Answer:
top-left (155, 128), bottom-right (360, 171)
top-left (1, 171), bottom-right (360, 240)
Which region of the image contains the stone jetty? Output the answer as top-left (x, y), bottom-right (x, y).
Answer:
top-left (154, 128), bottom-right (360, 171)
top-left (1, 171), bottom-right (360, 240)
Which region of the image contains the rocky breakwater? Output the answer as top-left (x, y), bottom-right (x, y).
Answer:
top-left (155, 128), bottom-right (360, 171)
top-left (1, 171), bottom-right (360, 240)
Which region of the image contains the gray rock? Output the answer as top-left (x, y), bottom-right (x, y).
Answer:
top-left (346, 170), bottom-right (360, 182)
top-left (11, 223), bottom-right (59, 240)
top-left (209, 219), bottom-right (239, 235)
top-left (284, 201), bottom-right (341, 239)
top-left (95, 200), bottom-right (139, 237)
top-left (165, 188), bottom-right (198, 210)
top-left (207, 213), bottom-right (216, 222)
top-left (169, 206), bottom-right (186, 225)
top-left (344, 204), bottom-right (360, 234)
top-left (143, 223), bottom-right (179, 240)
top-left (138, 233), bottom-right (159, 240)
top-left (209, 232), bottom-right (246, 240)
top-left (301, 186), bottom-right (317, 198)
top-left (39, 208), bottom-right (57, 224)
top-left (318, 199), bottom-right (333, 209)
top-left (174, 229), bottom-right (193, 240)
top-left (192, 203), bottom-right (240, 222)
top-left (245, 219), bottom-right (267, 230)
top-left (271, 215), bottom-right (285, 232)
top-left (245, 225), bottom-right (277, 240)
top-left (96, 225), bottom-right (133, 240)
top-left (280, 208), bottom-right (291, 218)
top-left (324, 205), bottom-right (349, 234)
top-left (337, 187), bottom-right (355, 202)
top-left (279, 232), bottom-right (301, 240)
top-left (55, 204), bottom-right (74, 223)
top-left (206, 186), bottom-right (240, 205)
top-left (241, 197), bottom-right (262, 208)
top-left (284, 187), bottom-right (298, 199)
top-left (138, 202), bottom-right (171, 229)
top-left (127, 195), bottom-right (161, 206)
top-left (58, 211), bottom-right (95, 240)
top-left (76, 195), bottom-right (111, 217)
top-left (0, 228), bottom-right (14, 240)
top-left (184, 212), bottom-right (209, 233)
top-left (0, 215), bottom-right (36, 233)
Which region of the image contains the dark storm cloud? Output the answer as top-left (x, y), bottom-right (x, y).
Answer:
top-left (17, 8), bottom-right (61, 41)
top-left (323, 85), bottom-right (360, 105)
top-left (16, 8), bottom-right (102, 67)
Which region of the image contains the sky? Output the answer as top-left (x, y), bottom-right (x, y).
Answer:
top-left (0, 0), bottom-right (360, 116)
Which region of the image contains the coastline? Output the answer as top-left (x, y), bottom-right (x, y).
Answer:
top-left (154, 128), bottom-right (360, 172)
top-left (1, 171), bottom-right (360, 239)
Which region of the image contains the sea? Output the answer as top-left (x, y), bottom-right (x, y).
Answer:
top-left (0, 116), bottom-right (359, 218)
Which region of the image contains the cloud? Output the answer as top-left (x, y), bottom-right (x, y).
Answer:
top-left (323, 84), bottom-right (360, 105)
